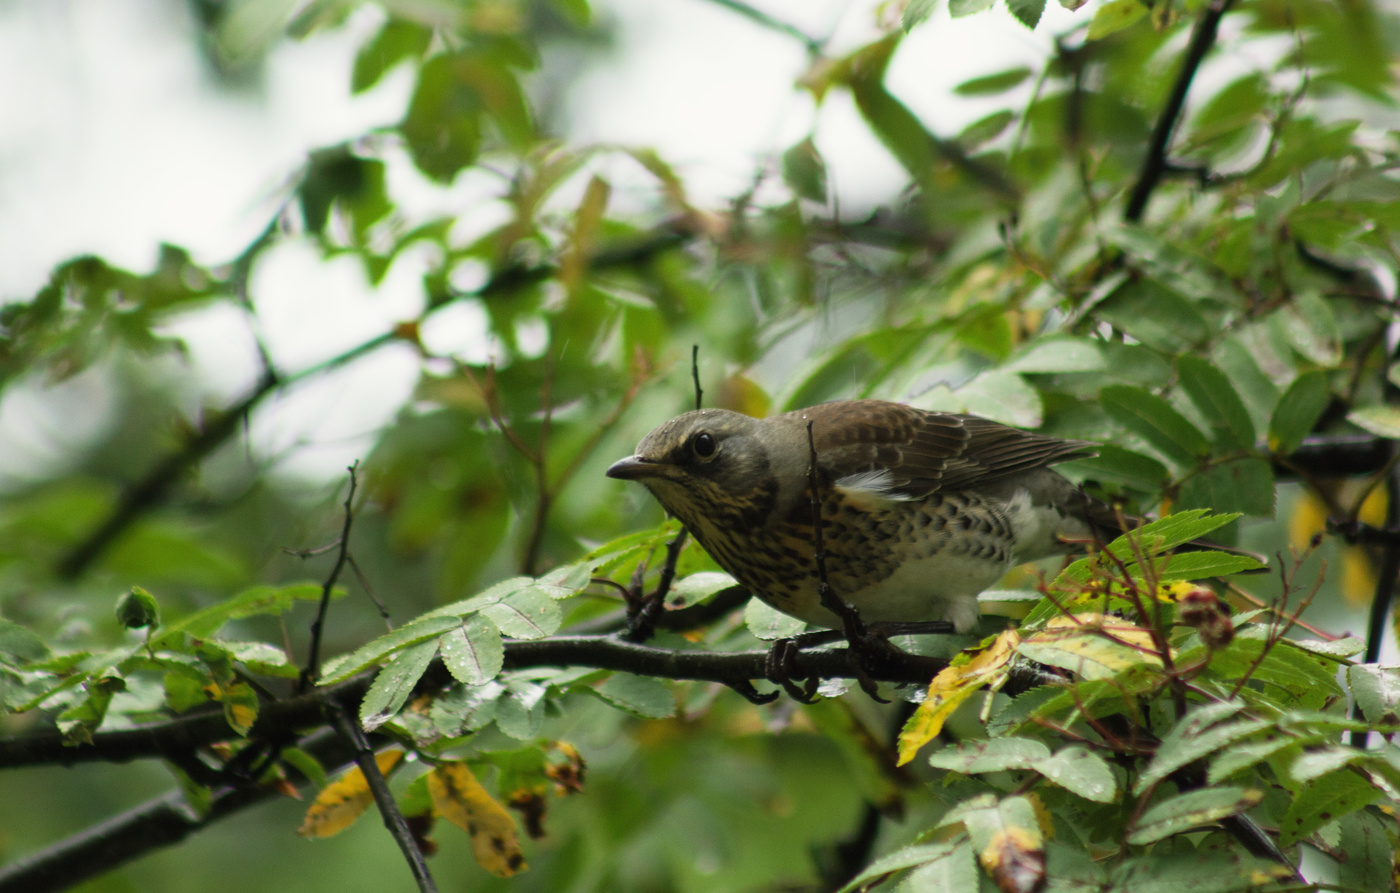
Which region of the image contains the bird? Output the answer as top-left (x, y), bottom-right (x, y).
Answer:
top-left (606, 399), bottom-right (1112, 635)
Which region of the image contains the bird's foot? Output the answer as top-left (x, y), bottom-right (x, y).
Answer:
top-left (764, 631), bottom-right (840, 703)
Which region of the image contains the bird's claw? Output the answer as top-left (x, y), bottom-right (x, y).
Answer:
top-left (765, 637), bottom-right (823, 703)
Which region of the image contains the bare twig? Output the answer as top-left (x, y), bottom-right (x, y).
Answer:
top-left (328, 702), bottom-right (438, 893)
top-left (690, 345), bottom-right (703, 411)
top-left (299, 462), bottom-right (360, 693)
top-left (1123, 0), bottom-right (1238, 222)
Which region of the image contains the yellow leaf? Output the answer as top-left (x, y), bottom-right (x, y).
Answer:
top-left (1015, 614), bottom-right (1164, 680)
top-left (297, 749), bottom-right (405, 838)
top-left (980, 826), bottom-right (1046, 893)
top-left (1288, 492), bottom-right (1328, 550)
top-left (429, 762), bottom-right (527, 877)
top-left (897, 630), bottom-right (1019, 765)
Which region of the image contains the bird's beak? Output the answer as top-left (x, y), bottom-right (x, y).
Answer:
top-left (606, 455), bottom-right (667, 481)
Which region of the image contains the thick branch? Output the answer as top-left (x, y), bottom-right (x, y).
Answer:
top-left (0, 727), bottom-right (357, 893)
top-left (0, 635), bottom-right (945, 770)
top-left (1123, 0), bottom-right (1236, 222)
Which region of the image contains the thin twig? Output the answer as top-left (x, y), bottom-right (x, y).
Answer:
top-left (328, 702), bottom-right (438, 893)
top-left (299, 462), bottom-right (360, 693)
top-left (1123, 0), bottom-right (1237, 222)
top-left (691, 344), bottom-right (703, 411)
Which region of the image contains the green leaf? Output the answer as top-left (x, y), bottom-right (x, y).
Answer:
top-left (1096, 278), bottom-right (1211, 354)
top-left (1267, 371), bottom-right (1329, 455)
top-left (1109, 852), bottom-right (1293, 892)
top-left (1127, 787), bottom-right (1263, 845)
top-left (1178, 459), bottom-right (1275, 518)
top-left (1275, 292), bottom-right (1341, 366)
top-left (320, 615), bottom-right (462, 685)
top-left (351, 19), bottom-right (432, 94)
top-left (0, 618), bottom-right (50, 665)
top-left (479, 587), bottom-right (562, 640)
top-left (57, 673), bottom-right (126, 745)
top-left (1032, 746), bottom-right (1117, 803)
top-left (953, 67), bottom-right (1032, 97)
top-left (1101, 385), bottom-right (1210, 466)
top-left (440, 615), bottom-right (504, 686)
top-left (899, 840), bottom-right (979, 891)
top-left (1338, 809), bottom-right (1393, 893)
top-left (837, 842), bottom-right (960, 892)
top-left (226, 641), bottom-right (298, 678)
top-left (1135, 702), bottom-right (1263, 793)
top-left (1063, 445), bottom-right (1169, 491)
top-left (1207, 733), bottom-right (1301, 783)
top-left (594, 673), bottom-right (676, 719)
top-left (927, 737), bottom-right (1051, 773)
top-left (1348, 405), bottom-right (1400, 439)
top-left (1279, 770), bottom-right (1381, 847)
top-left (495, 680), bottom-right (547, 740)
top-left (1003, 336), bottom-right (1105, 373)
top-left (360, 639), bottom-right (440, 732)
top-left (1006, 0), bottom-right (1046, 29)
top-left (115, 586), bottom-right (160, 630)
top-left (1350, 664), bottom-right (1400, 725)
top-left (1086, 0), bottom-right (1147, 39)
top-left (669, 572), bottom-right (738, 607)
top-left (1041, 840), bottom-right (1107, 892)
top-left (282, 746), bottom-right (329, 789)
top-left (744, 598), bottom-right (807, 640)
top-left (1056, 511), bottom-right (1242, 585)
top-left (901, 0), bottom-right (939, 31)
top-left (150, 584), bottom-right (329, 648)
top-left (1289, 747), bottom-right (1362, 784)
top-left (1153, 551), bottom-right (1265, 581)
top-left (782, 137), bottom-right (827, 203)
top-left (1177, 356), bottom-right (1255, 451)
top-left (957, 110), bottom-right (1015, 150)
top-left (949, 0), bottom-right (995, 16)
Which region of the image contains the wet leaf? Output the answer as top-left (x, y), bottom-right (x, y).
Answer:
top-left (429, 762), bottom-right (527, 877)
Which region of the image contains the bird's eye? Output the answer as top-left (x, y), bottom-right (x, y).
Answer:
top-left (690, 432), bottom-right (716, 459)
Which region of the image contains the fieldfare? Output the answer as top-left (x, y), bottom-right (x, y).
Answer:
top-left (607, 399), bottom-right (1112, 634)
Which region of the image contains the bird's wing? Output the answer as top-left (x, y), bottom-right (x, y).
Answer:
top-left (799, 400), bottom-right (1097, 499)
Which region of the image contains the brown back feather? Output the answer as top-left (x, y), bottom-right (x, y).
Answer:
top-left (792, 400), bottom-right (1097, 498)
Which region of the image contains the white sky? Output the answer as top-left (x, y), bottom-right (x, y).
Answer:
top-left (0, 0), bottom-right (1089, 486)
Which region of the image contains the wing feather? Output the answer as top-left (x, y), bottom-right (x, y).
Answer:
top-left (793, 400), bottom-right (1096, 498)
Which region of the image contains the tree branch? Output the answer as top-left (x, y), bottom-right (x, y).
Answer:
top-left (300, 463), bottom-right (361, 691)
top-left (328, 701), bottom-right (437, 893)
top-left (55, 226), bottom-right (697, 579)
top-left (0, 634), bottom-right (946, 771)
top-left (0, 727), bottom-right (358, 893)
top-left (1123, 0), bottom-right (1237, 222)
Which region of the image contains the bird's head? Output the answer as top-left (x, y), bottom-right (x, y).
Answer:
top-left (606, 409), bottom-right (781, 530)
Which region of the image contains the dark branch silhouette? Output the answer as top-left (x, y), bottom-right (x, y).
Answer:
top-left (1123, 0), bottom-right (1237, 222)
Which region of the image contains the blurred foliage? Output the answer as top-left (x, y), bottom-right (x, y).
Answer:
top-left (5, 0), bottom-right (1400, 890)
